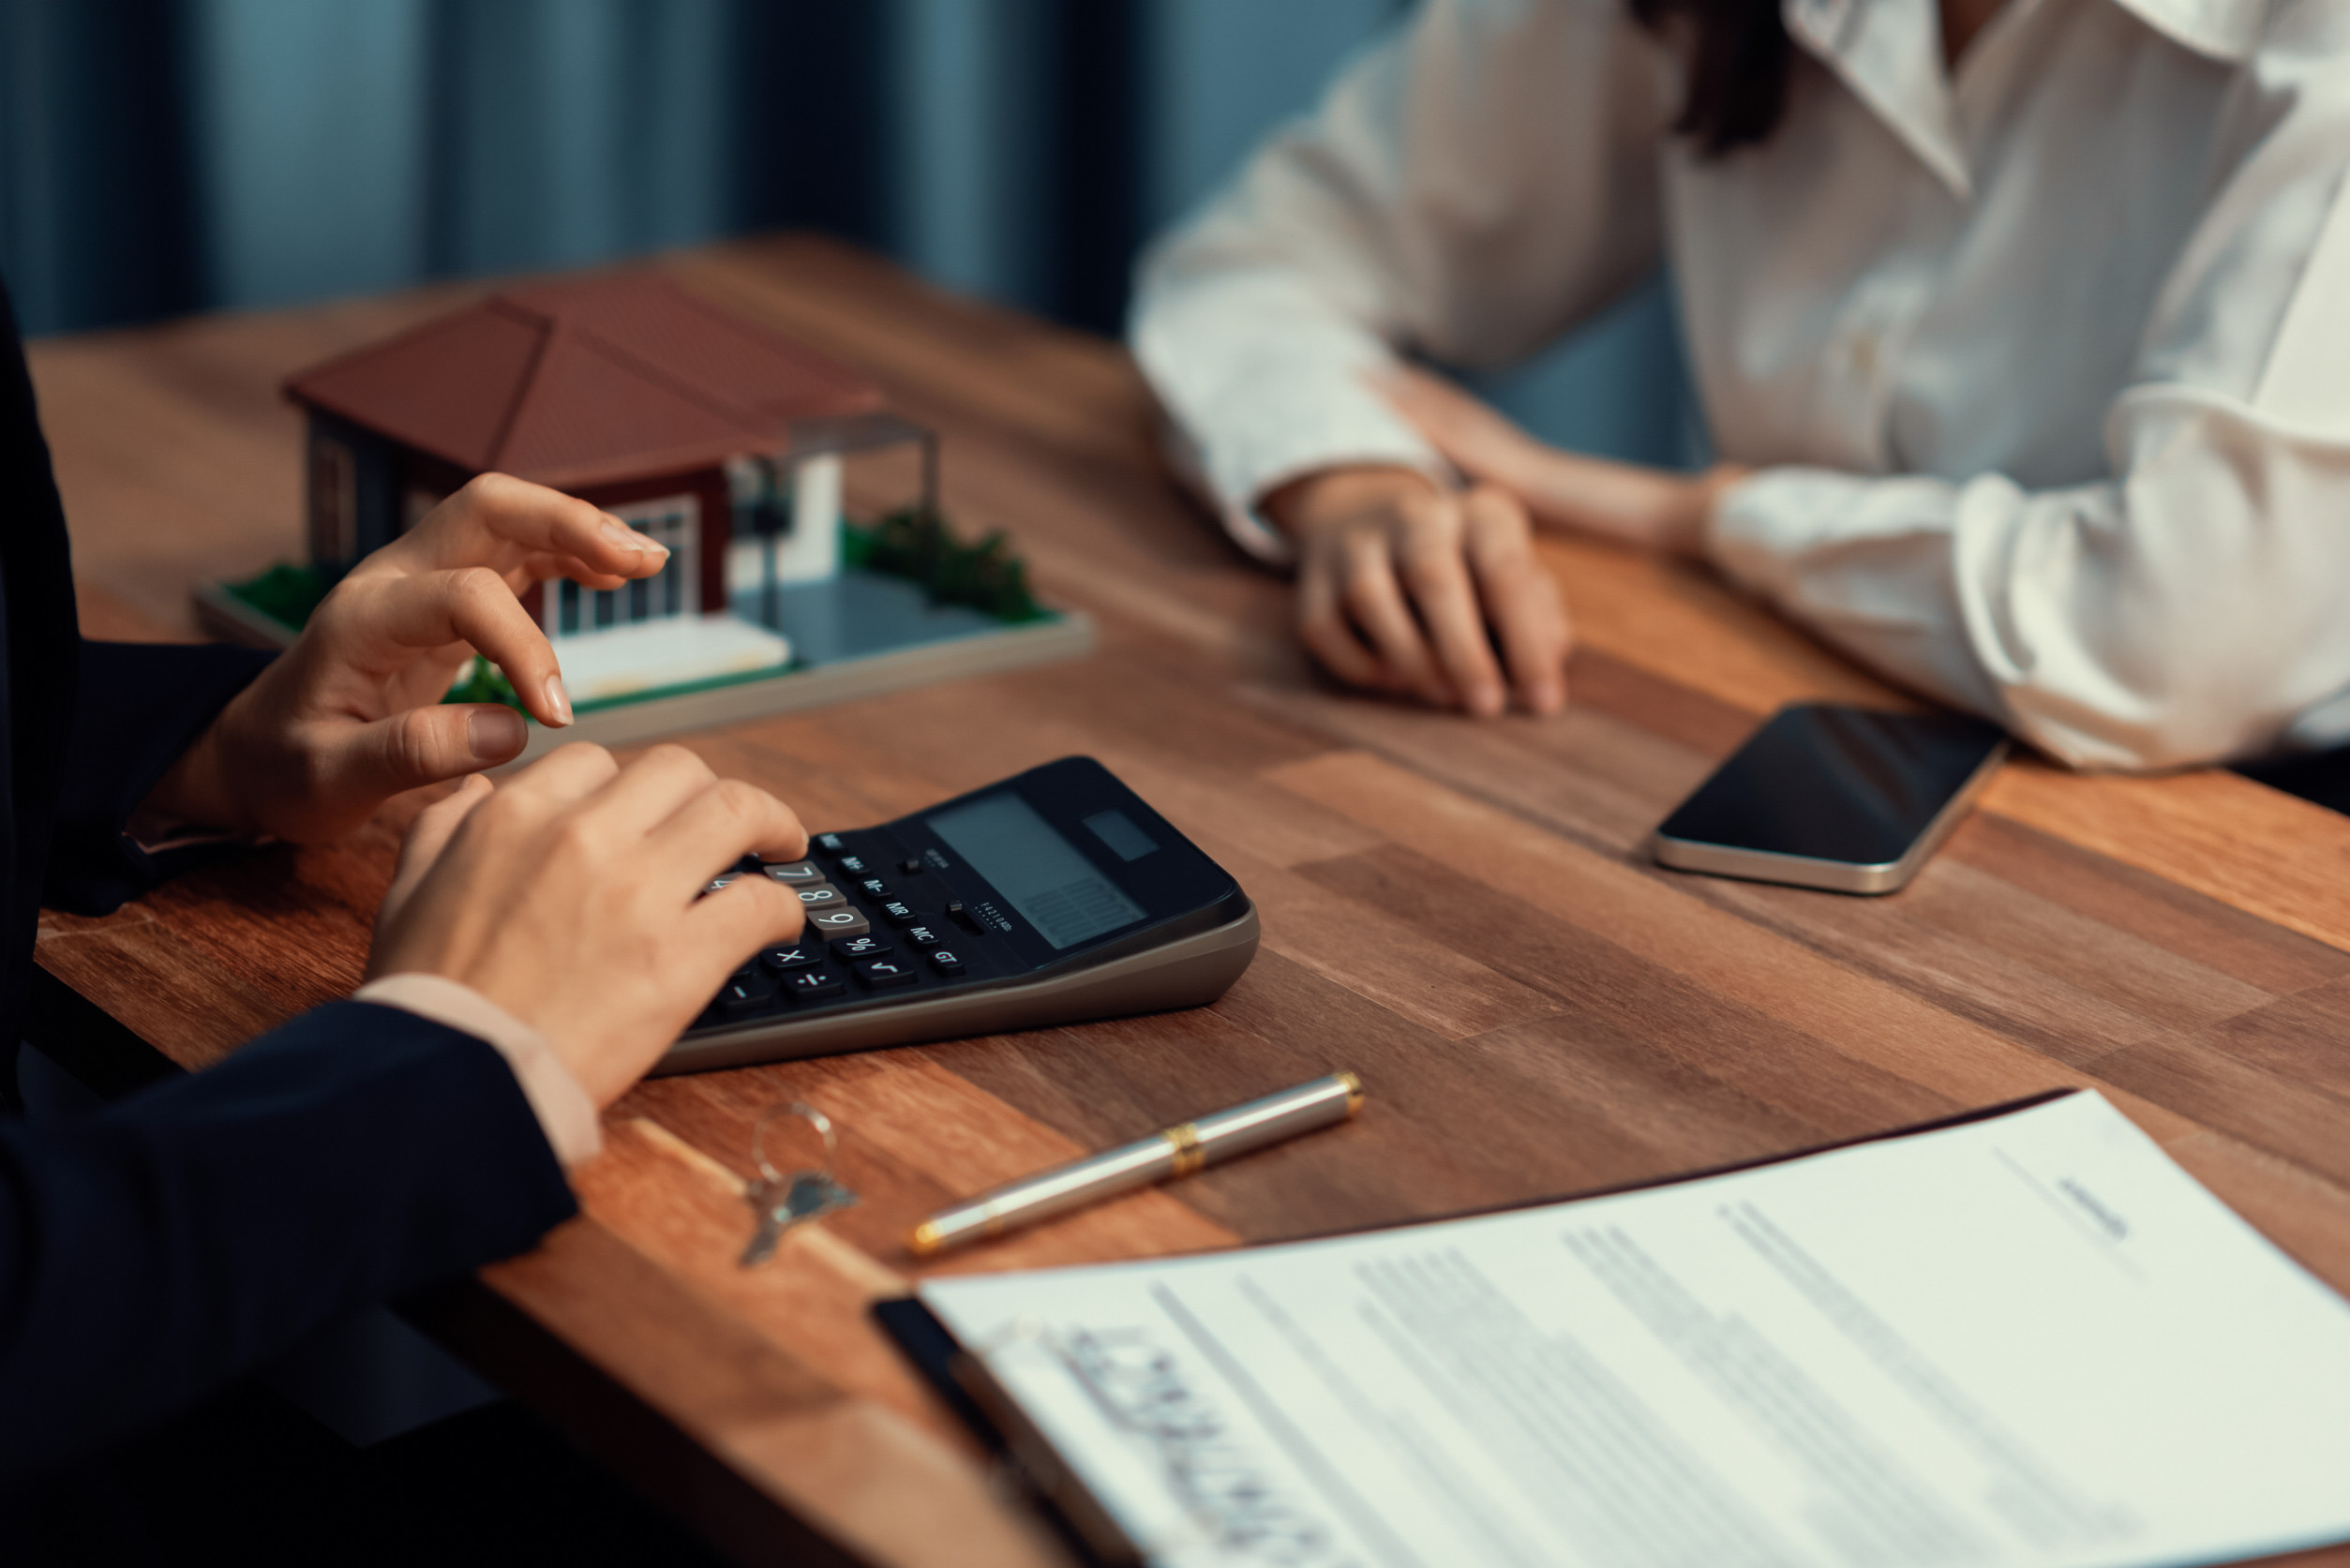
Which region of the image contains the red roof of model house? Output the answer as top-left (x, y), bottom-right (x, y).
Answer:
top-left (285, 272), bottom-right (887, 490)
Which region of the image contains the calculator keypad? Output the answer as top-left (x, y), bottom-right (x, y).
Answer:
top-left (692, 826), bottom-right (1018, 1032)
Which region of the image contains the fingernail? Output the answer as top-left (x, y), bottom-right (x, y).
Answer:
top-left (543, 674), bottom-right (573, 726)
top-left (468, 706), bottom-right (526, 761)
top-left (600, 518), bottom-right (654, 552)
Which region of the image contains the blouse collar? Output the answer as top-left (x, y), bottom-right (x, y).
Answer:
top-left (1780, 0), bottom-right (2266, 199)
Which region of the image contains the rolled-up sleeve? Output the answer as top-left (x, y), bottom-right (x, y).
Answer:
top-left (1130, 0), bottom-right (1676, 564)
top-left (1709, 18), bottom-right (2350, 770)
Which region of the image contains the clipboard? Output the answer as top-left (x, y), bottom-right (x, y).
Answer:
top-left (873, 1088), bottom-right (2081, 1567)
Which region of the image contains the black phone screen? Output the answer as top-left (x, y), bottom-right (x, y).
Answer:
top-left (1657, 705), bottom-right (2009, 866)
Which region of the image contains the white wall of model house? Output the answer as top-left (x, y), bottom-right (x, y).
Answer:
top-left (540, 455), bottom-right (856, 702)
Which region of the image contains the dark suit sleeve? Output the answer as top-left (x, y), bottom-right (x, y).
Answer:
top-left (0, 1000), bottom-right (576, 1478)
top-left (43, 639), bottom-right (277, 916)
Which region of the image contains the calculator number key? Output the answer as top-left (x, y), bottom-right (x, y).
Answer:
top-left (804, 907), bottom-right (871, 937)
top-left (761, 859), bottom-right (826, 887)
top-left (795, 884), bottom-right (849, 910)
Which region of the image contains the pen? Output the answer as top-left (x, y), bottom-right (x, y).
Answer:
top-left (906, 1071), bottom-right (1364, 1257)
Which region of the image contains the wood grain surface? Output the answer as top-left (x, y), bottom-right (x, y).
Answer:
top-left (29, 235), bottom-right (2350, 1568)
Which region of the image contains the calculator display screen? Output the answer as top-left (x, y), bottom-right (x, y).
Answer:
top-left (927, 792), bottom-right (1148, 948)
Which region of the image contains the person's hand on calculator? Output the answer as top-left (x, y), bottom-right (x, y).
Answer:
top-left (367, 742), bottom-right (809, 1106)
top-left (142, 473), bottom-right (669, 845)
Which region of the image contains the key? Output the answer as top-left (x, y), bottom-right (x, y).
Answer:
top-left (804, 907), bottom-right (870, 937)
top-left (740, 1170), bottom-right (860, 1266)
top-left (855, 957), bottom-right (918, 988)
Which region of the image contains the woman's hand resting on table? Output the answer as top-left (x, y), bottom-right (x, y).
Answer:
top-left (142, 473), bottom-right (670, 844)
top-left (368, 743), bottom-right (808, 1107)
top-left (1260, 367), bottom-right (1753, 718)
top-left (1263, 467), bottom-right (1571, 717)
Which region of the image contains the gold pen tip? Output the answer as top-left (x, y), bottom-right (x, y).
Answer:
top-left (1337, 1070), bottom-right (1365, 1115)
top-left (907, 1220), bottom-right (944, 1258)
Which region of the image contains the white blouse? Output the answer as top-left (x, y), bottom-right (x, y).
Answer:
top-left (1130, 0), bottom-right (2350, 771)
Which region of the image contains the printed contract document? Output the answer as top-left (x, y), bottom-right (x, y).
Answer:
top-left (917, 1093), bottom-right (2350, 1568)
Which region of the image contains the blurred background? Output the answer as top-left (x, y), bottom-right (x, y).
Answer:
top-left (0, 0), bottom-right (1696, 468)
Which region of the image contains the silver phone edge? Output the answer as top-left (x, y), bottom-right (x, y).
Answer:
top-left (1647, 738), bottom-right (2011, 895)
top-left (653, 903), bottom-right (1263, 1075)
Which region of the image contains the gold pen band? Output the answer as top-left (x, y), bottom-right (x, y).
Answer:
top-left (905, 1071), bottom-right (1363, 1256)
top-left (1161, 1121), bottom-right (1206, 1178)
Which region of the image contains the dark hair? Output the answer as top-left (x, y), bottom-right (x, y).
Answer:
top-left (1626, 0), bottom-right (1796, 157)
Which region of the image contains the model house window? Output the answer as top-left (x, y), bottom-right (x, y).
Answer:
top-left (547, 494), bottom-right (696, 638)
top-left (307, 435), bottom-right (356, 564)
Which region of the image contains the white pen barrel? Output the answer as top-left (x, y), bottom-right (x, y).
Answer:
top-left (1190, 1072), bottom-right (1361, 1165)
top-left (916, 1139), bottom-right (1179, 1253)
top-left (907, 1071), bottom-right (1364, 1256)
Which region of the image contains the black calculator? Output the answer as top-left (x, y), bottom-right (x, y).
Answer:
top-left (663, 756), bottom-right (1260, 1073)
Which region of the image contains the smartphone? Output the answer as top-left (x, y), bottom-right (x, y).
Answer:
top-left (1648, 704), bottom-right (2010, 894)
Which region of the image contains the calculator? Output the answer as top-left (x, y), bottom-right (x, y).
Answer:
top-left (662, 756), bottom-right (1259, 1073)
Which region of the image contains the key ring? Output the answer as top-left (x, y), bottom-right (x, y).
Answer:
top-left (752, 1101), bottom-right (839, 1187)
top-left (740, 1101), bottom-right (859, 1268)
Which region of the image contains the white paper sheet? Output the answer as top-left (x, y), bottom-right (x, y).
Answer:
top-left (920, 1093), bottom-right (2350, 1568)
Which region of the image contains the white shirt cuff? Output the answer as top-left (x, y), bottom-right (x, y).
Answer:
top-left (352, 974), bottom-right (604, 1168)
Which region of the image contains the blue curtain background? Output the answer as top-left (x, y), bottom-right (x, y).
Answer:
top-left (0, 0), bottom-right (1693, 467)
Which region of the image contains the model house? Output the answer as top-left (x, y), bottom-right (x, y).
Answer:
top-left (285, 271), bottom-right (931, 696)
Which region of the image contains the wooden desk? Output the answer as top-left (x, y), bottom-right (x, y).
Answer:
top-left (31, 236), bottom-right (2350, 1567)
